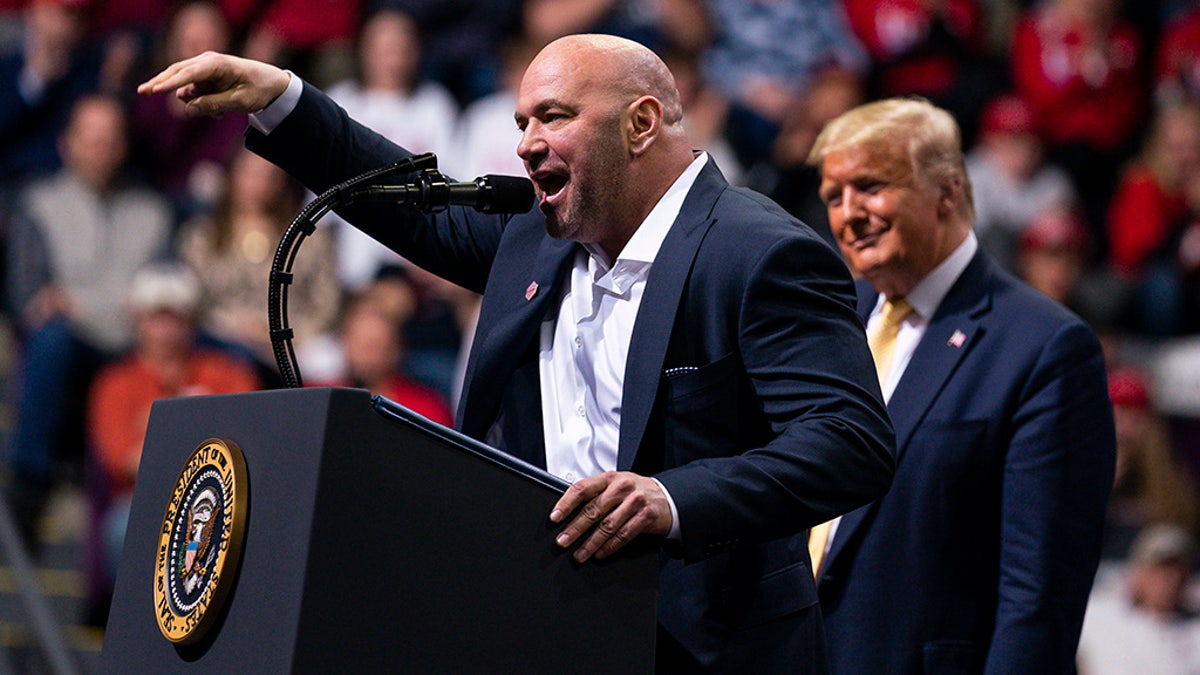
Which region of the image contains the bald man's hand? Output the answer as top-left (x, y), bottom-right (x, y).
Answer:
top-left (136, 51), bottom-right (290, 118)
top-left (550, 471), bottom-right (673, 563)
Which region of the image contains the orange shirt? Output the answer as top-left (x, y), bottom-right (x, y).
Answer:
top-left (88, 348), bottom-right (261, 492)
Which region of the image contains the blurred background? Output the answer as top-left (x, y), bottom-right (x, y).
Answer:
top-left (1, 0), bottom-right (1199, 671)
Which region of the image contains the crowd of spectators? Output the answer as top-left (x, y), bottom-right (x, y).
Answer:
top-left (2, 0), bottom-right (1200, 650)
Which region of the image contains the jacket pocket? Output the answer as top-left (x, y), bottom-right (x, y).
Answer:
top-left (664, 353), bottom-right (738, 401)
top-left (719, 559), bottom-right (818, 629)
top-left (663, 354), bottom-right (741, 460)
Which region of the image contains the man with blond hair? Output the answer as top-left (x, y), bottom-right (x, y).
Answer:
top-left (807, 97), bottom-right (1114, 672)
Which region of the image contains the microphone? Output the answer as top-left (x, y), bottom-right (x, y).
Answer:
top-left (352, 170), bottom-right (535, 214)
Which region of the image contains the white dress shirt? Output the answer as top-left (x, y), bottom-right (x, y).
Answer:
top-left (869, 230), bottom-right (978, 402)
top-left (540, 153), bottom-right (708, 538)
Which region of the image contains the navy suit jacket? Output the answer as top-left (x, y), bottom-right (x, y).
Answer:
top-left (247, 83), bottom-right (896, 672)
top-left (818, 252), bottom-right (1115, 674)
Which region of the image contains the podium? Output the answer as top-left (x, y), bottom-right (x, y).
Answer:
top-left (100, 387), bottom-right (659, 672)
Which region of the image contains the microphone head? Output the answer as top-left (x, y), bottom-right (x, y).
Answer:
top-left (477, 174), bottom-right (535, 214)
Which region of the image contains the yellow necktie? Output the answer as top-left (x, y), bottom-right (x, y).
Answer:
top-left (867, 297), bottom-right (914, 386)
top-left (809, 297), bottom-right (914, 578)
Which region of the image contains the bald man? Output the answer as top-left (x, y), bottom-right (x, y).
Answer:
top-left (140, 36), bottom-right (895, 671)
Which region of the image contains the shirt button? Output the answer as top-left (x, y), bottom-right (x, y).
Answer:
top-left (574, 336), bottom-right (582, 347)
top-left (577, 405), bottom-right (586, 417)
top-left (565, 472), bottom-right (577, 482)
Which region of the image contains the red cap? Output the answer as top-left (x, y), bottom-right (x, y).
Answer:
top-left (980, 94), bottom-right (1036, 136)
top-left (1109, 366), bottom-right (1151, 409)
top-left (1019, 209), bottom-right (1090, 253)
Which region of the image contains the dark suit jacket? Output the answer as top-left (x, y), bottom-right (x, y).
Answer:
top-left (246, 83), bottom-right (896, 672)
top-left (818, 252), bottom-right (1115, 674)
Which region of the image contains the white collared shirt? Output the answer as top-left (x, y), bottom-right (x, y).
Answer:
top-left (867, 230), bottom-right (978, 402)
top-left (540, 154), bottom-right (707, 481)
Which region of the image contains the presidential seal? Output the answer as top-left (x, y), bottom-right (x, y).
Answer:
top-left (154, 438), bottom-right (248, 644)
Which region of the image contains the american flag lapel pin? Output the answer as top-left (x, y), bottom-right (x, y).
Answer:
top-left (525, 281), bottom-right (539, 301)
top-left (948, 329), bottom-right (966, 348)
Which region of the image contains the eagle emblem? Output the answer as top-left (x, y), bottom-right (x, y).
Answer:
top-left (181, 487), bottom-right (218, 581)
top-left (155, 438), bottom-right (248, 644)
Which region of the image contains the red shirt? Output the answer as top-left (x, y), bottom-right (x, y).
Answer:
top-left (88, 348), bottom-right (261, 492)
top-left (1011, 7), bottom-right (1145, 151)
top-left (1107, 164), bottom-right (1189, 275)
top-left (219, 0), bottom-right (360, 50)
top-left (844, 0), bottom-right (983, 96)
top-left (315, 375), bottom-right (455, 428)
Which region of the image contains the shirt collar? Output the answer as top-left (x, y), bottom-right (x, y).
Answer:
top-left (584, 152), bottom-right (709, 271)
top-left (879, 230), bottom-right (977, 320)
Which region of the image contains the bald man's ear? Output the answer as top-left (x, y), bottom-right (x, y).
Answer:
top-left (627, 96), bottom-right (663, 156)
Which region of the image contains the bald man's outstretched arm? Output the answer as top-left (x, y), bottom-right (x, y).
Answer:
top-left (137, 51), bottom-right (290, 118)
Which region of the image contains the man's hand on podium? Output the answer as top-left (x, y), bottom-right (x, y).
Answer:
top-left (550, 471), bottom-right (673, 563)
top-left (136, 51), bottom-right (290, 118)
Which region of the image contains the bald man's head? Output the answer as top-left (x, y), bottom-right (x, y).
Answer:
top-left (531, 34), bottom-right (684, 128)
top-left (514, 34), bottom-right (696, 260)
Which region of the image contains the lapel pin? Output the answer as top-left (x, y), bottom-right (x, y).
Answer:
top-left (525, 281), bottom-right (538, 301)
top-left (948, 329), bottom-right (966, 348)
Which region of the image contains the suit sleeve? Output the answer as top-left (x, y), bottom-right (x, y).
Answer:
top-left (655, 229), bottom-right (897, 561)
top-left (244, 80), bottom-right (510, 293)
top-left (986, 319), bottom-right (1115, 673)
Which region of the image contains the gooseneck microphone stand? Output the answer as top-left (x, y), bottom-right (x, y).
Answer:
top-left (267, 152), bottom-right (439, 389)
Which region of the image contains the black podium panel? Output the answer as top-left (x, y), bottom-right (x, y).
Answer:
top-left (101, 387), bottom-right (658, 673)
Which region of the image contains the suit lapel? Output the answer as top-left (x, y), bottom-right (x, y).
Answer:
top-left (824, 252), bottom-right (993, 575)
top-left (617, 161), bottom-right (724, 471)
top-left (459, 232), bottom-right (577, 441)
top-left (886, 253), bottom-right (991, 459)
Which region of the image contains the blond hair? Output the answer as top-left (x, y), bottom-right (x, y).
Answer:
top-left (808, 97), bottom-right (975, 223)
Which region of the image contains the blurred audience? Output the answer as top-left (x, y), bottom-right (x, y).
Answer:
top-left (966, 93), bottom-right (1079, 271)
top-left (452, 35), bottom-right (535, 180)
top-left (1108, 101), bottom-right (1200, 336)
top-left (176, 147), bottom-right (341, 386)
top-left (0, 0), bottom-right (98, 188)
top-left (700, 0), bottom-right (868, 168)
top-left (752, 68), bottom-right (865, 248)
top-left (218, 0), bottom-right (361, 88)
top-left (0, 0), bottom-right (23, 53)
top-left (4, 93), bottom-right (172, 548)
top-left (313, 280), bottom-right (453, 427)
top-left (523, 0), bottom-right (709, 56)
top-left (399, 265), bottom-right (480, 405)
top-left (664, 46), bottom-right (742, 186)
top-left (1015, 207), bottom-right (1129, 331)
top-left (1010, 0), bottom-right (1147, 240)
top-left (843, 0), bottom-right (1002, 146)
top-left (83, 0), bottom-right (175, 95)
top-left (1017, 209), bottom-right (1088, 305)
top-left (325, 7), bottom-right (457, 291)
top-left (1078, 523), bottom-right (1200, 674)
top-left (382, 0), bottom-right (522, 106)
top-left (85, 262), bottom-right (260, 618)
top-left (1102, 366), bottom-right (1199, 560)
top-left (1155, 4), bottom-right (1200, 105)
top-left (128, 0), bottom-right (244, 219)
top-left (327, 8), bottom-right (457, 158)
